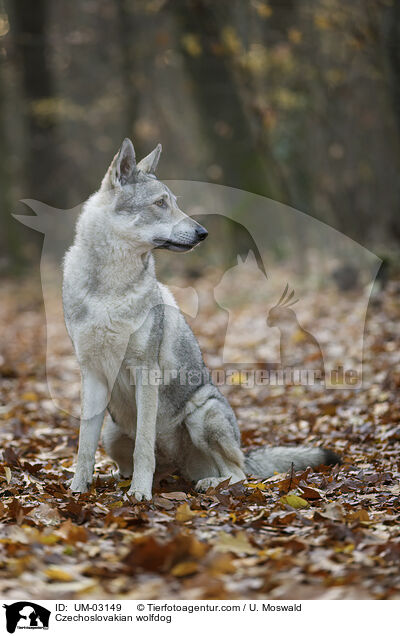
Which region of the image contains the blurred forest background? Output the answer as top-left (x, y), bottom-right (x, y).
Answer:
top-left (1, 0), bottom-right (400, 273)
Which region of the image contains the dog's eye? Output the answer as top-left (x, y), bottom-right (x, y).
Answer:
top-left (155, 199), bottom-right (166, 208)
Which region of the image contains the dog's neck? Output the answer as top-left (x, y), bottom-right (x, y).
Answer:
top-left (75, 222), bottom-right (156, 296)
top-left (87, 243), bottom-right (156, 296)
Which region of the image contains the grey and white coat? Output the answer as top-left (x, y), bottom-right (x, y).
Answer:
top-left (63, 138), bottom-right (339, 500)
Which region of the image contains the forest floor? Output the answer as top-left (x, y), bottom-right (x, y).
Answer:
top-left (0, 274), bottom-right (399, 600)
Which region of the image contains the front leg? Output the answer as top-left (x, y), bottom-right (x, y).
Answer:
top-left (71, 370), bottom-right (109, 493)
top-left (128, 368), bottom-right (158, 501)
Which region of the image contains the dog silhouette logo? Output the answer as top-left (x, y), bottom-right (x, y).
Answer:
top-left (3, 602), bottom-right (50, 633)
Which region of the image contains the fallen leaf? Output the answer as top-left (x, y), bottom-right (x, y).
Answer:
top-left (245, 481), bottom-right (267, 491)
top-left (21, 392), bottom-right (39, 402)
top-left (4, 466), bottom-right (11, 484)
top-left (280, 494), bottom-right (310, 509)
top-left (215, 531), bottom-right (258, 555)
top-left (170, 561), bottom-right (199, 577)
top-left (160, 491), bottom-right (187, 501)
top-left (347, 509), bottom-right (370, 523)
top-left (29, 503), bottom-right (60, 526)
top-left (44, 567), bottom-right (75, 582)
top-left (300, 485), bottom-right (323, 500)
top-left (175, 503), bottom-right (198, 522)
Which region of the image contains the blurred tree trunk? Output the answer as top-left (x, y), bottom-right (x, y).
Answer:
top-left (7, 0), bottom-right (65, 207)
top-left (172, 0), bottom-right (288, 203)
top-left (382, 0), bottom-right (400, 242)
top-left (0, 52), bottom-right (23, 273)
top-left (265, 0), bottom-right (309, 209)
top-left (116, 0), bottom-right (140, 143)
top-left (386, 0), bottom-right (400, 134)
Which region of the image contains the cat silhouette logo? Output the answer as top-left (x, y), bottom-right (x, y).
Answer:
top-left (3, 602), bottom-right (50, 633)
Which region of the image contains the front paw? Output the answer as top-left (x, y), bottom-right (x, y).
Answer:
top-left (70, 470), bottom-right (92, 493)
top-left (127, 481), bottom-right (152, 501)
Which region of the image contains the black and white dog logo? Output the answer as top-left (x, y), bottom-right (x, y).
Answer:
top-left (3, 603), bottom-right (50, 634)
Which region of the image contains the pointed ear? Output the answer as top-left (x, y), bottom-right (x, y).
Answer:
top-left (137, 143), bottom-right (162, 174)
top-left (110, 138), bottom-right (136, 187)
top-left (237, 255), bottom-right (244, 265)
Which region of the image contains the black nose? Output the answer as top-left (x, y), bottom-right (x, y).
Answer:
top-left (196, 226), bottom-right (208, 241)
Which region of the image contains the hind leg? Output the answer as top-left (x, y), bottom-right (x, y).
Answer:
top-left (184, 398), bottom-right (246, 492)
top-left (102, 415), bottom-right (134, 479)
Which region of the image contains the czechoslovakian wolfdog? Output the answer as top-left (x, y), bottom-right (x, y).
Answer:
top-left (63, 138), bottom-right (339, 500)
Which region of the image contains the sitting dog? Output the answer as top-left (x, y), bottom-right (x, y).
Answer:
top-left (63, 138), bottom-right (339, 500)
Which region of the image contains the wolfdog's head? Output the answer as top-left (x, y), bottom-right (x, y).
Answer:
top-left (89, 138), bottom-right (208, 253)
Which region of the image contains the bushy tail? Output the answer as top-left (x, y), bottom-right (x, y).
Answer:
top-left (244, 445), bottom-right (340, 478)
